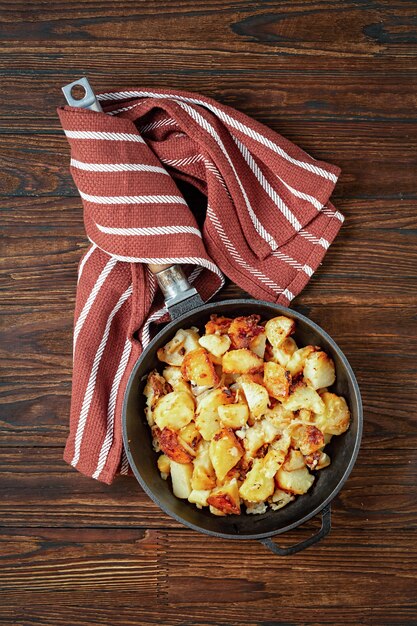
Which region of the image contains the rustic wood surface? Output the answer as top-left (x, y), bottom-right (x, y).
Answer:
top-left (1, 1), bottom-right (417, 624)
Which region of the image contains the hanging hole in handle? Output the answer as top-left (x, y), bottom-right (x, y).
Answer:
top-left (70, 83), bottom-right (87, 101)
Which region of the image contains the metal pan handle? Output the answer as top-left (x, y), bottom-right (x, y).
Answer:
top-left (259, 505), bottom-right (331, 556)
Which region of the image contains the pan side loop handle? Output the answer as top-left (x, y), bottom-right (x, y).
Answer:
top-left (259, 505), bottom-right (331, 556)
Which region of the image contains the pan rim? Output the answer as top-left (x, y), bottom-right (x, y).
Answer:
top-left (122, 298), bottom-right (363, 540)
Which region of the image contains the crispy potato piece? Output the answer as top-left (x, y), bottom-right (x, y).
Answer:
top-left (170, 461), bottom-right (194, 499)
top-left (207, 477), bottom-right (241, 515)
top-left (179, 422), bottom-right (201, 450)
top-left (267, 337), bottom-right (298, 367)
top-left (275, 466), bottom-right (314, 495)
top-left (286, 346), bottom-right (317, 377)
top-left (157, 454), bottom-right (171, 479)
top-left (239, 458), bottom-right (274, 503)
top-left (263, 361), bottom-right (291, 400)
top-left (191, 440), bottom-right (217, 490)
top-left (305, 451), bottom-right (331, 471)
top-left (269, 489), bottom-right (295, 511)
top-left (283, 382), bottom-right (325, 414)
top-left (195, 387), bottom-right (234, 441)
top-left (188, 489), bottom-right (211, 508)
top-left (153, 390), bottom-right (195, 430)
top-left (218, 402), bottom-right (249, 429)
top-left (162, 366), bottom-right (192, 395)
top-left (199, 333), bottom-right (231, 357)
top-left (264, 316), bottom-right (295, 348)
top-left (222, 349), bottom-right (264, 375)
top-left (157, 428), bottom-right (194, 464)
top-left (144, 370), bottom-right (172, 410)
top-left (181, 348), bottom-right (219, 388)
top-left (303, 351), bottom-right (336, 390)
top-left (239, 436), bottom-right (290, 503)
top-left (228, 315), bottom-right (263, 350)
top-left (314, 392), bottom-right (350, 435)
top-left (157, 327), bottom-right (200, 366)
top-left (249, 332), bottom-right (267, 358)
top-left (239, 375), bottom-right (269, 419)
top-left (243, 418), bottom-right (282, 457)
top-left (205, 315), bottom-right (232, 335)
top-left (209, 428), bottom-right (244, 482)
top-left (293, 425), bottom-right (325, 456)
top-left (263, 403), bottom-right (294, 431)
top-left (283, 448), bottom-right (305, 472)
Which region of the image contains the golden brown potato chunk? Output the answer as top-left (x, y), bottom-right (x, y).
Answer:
top-left (314, 392), bottom-right (350, 435)
top-left (228, 315), bottom-right (264, 350)
top-left (181, 348), bottom-right (219, 388)
top-left (303, 351), bottom-right (336, 390)
top-left (263, 361), bottom-right (291, 400)
top-left (157, 428), bottom-right (194, 464)
top-left (240, 375), bottom-right (269, 419)
top-left (275, 466), bottom-right (314, 495)
top-left (282, 448), bottom-right (305, 472)
top-left (265, 316), bottom-right (295, 348)
top-left (153, 390), bottom-right (195, 430)
top-left (304, 450), bottom-right (331, 471)
top-left (286, 346), bottom-right (317, 377)
top-left (222, 349), bottom-right (264, 375)
top-left (293, 425), bottom-right (325, 456)
top-left (209, 428), bottom-right (244, 482)
top-left (170, 461), bottom-right (194, 499)
top-left (266, 337), bottom-right (298, 367)
top-left (195, 387), bottom-right (234, 441)
top-left (218, 402), bottom-right (249, 429)
top-left (283, 382), bottom-right (325, 414)
top-left (198, 333), bottom-right (231, 357)
top-left (207, 477), bottom-right (241, 515)
top-left (205, 314), bottom-right (232, 335)
top-left (144, 370), bottom-right (172, 410)
top-left (157, 328), bottom-right (201, 366)
top-left (191, 440), bottom-right (217, 490)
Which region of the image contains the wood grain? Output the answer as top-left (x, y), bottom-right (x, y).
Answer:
top-left (1, 0), bottom-right (417, 623)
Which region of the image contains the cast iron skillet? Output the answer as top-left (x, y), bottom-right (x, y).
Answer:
top-left (123, 293), bottom-right (362, 556)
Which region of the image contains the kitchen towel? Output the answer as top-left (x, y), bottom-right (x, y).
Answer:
top-left (58, 87), bottom-right (343, 483)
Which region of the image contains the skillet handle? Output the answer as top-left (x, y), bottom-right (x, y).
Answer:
top-left (259, 505), bottom-right (331, 556)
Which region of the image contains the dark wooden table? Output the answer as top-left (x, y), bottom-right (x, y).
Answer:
top-left (1, 2), bottom-right (417, 624)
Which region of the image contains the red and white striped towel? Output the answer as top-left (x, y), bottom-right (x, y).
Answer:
top-left (58, 87), bottom-right (343, 484)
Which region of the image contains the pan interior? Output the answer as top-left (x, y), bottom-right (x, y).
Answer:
top-left (123, 300), bottom-right (361, 539)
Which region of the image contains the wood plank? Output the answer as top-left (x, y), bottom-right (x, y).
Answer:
top-left (0, 525), bottom-right (415, 623)
top-left (1, 122), bottom-right (417, 199)
top-left (0, 448), bottom-right (416, 530)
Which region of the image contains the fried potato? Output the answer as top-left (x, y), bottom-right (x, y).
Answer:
top-left (191, 440), bottom-right (217, 490)
top-left (157, 327), bottom-right (200, 366)
top-left (239, 436), bottom-right (289, 503)
top-left (269, 489), bottom-right (295, 511)
top-left (195, 387), bottom-right (234, 441)
top-left (218, 402), bottom-right (249, 429)
top-left (275, 466), bottom-right (315, 495)
top-left (205, 314), bottom-right (232, 335)
top-left (314, 392), bottom-right (350, 435)
top-left (305, 451), bottom-right (331, 471)
top-left (264, 316), bottom-right (295, 348)
top-left (209, 428), bottom-right (244, 482)
top-left (181, 348), bottom-right (219, 387)
top-left (286, 346), bottom-right (317, 377)
top-left (263, 361), bottom-right (291, 400)
top-left (243, 418), bottom-right (282, 457)
top-left (179, 421), bottom-right (201, 450)
top-left (157, 454), bottom-right (171, 479)
top-left (188, 489), bottom-right (212, 508)
top-left (240, 375), bottom-right (269, 419)
top-left (207, 477), bottom-right (241, 515)
top-left (199, 333), bottom-right (231, 357)
top-left (157, 428), bottom-right (194, 464)
top-left (170, 461), bottom-right (194, 499)
top-left (282, 448), bottom-right (305, 472)
top-left (153, 390), bottom-right (195, 430)
top-left (267, 337), bottom-right (298, 367)
top-left (228, 315), bottom-right (263, 350)
top-left (303, 351), bottom-right (336, 390)
top-left (222, 349), bottom-right (264, 375)
top-left (293, 425), bottom-right (325, 456)
top-left (162, 366), bottom-right (191, 395)
top-left (249, 332), bottom-right (267, 358)
top-left (283, 382), bottom-right (325, 414)
top-left (144, 370), bottom-right (172, 410)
